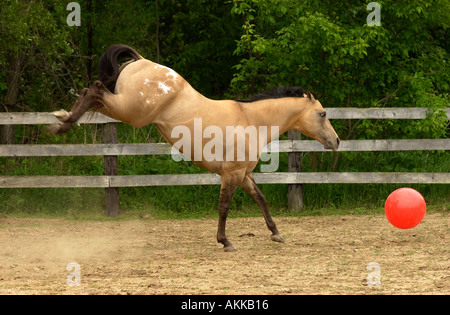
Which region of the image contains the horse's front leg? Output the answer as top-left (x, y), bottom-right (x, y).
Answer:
top-left (240, 174), bottom-right (284, 243)
top-left (217, 172), bottom-right (244, 252)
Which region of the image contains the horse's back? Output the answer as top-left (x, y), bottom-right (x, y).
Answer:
top-left (115, 59), bottom-right (181, 95)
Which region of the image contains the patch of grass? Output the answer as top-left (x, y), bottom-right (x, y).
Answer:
top-left (0, 184), bottom-right (447, 222)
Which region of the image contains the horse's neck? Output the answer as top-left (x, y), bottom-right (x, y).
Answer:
top-left (242, 97), bottom-right (308, 138)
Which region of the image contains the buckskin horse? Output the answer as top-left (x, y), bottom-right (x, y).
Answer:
top-left (48, 44), bottom-right (340, 251)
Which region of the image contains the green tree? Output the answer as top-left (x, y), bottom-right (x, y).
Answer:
top-left (230, 0), bottom-right (449, 140)
top-left (163, 0), bottom-right (242, 97)
top-left (0, 0), bottom-right (70, 143)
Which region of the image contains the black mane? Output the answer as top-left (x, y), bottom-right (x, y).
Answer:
top-left (236, 86), bottom-right (308, 103)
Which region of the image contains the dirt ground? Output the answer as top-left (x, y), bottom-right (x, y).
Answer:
top-left (0, 213), bottom-right (448, 295)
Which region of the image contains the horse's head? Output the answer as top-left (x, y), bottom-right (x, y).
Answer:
top-left (296, 92), bottom-right (340, 151)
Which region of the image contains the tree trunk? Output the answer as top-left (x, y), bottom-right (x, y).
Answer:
top-left (1, 54), bottom-right (21, 144)
top-left (86, 0), bottom-right (94, 83)
top-left (155, 0), bottom-right (160, 63)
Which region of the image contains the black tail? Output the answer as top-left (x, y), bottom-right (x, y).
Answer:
top-left (98, 44), bottom-right (141, 93)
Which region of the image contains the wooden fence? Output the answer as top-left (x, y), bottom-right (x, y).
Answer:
top-left (1, 107), bottom-right (449, 216)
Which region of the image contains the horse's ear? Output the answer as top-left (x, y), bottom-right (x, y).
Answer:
top-left (307, 90), bottom-right (316, 102)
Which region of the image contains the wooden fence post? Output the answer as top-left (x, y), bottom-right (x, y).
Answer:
top-left (103, 122), bottom-right (120, 217)
top-left (288, 130), bottom-right (303, 212)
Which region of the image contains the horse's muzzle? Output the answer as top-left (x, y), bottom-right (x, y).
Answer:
top-left (333, 137), bottom-right (340, 151)
top-left (324, 137), bottom-right (340, 151)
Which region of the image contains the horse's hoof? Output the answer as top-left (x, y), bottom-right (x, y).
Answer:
top-left (270, 234), bottom-right (285, 243)
top-left (46, 124), bottom-right (62, 135)
top-left (223, 245), bottom-right (237, 252)
top-left (53, 110), bottom-right (71, 122)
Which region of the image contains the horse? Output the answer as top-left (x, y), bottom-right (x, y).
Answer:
top-left (47, 44), bottom-right (340, 252)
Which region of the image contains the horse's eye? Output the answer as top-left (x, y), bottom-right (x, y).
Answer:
top-left (320, 112), bottom-right (326, 118)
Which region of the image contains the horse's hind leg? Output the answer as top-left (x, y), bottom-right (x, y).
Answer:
top-left (240, 174), bottom-right (284, 243)
top-left (47, 81), bottom-right (109, 134)
top-left (52, 88), bottom-right (90, 124)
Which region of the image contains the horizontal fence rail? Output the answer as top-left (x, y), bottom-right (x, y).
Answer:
top-left (1, 139), bottom-right (449, 157)
top-left (1, 108), bottom-right (449, 215)
top-left (0, 172), bottom-right (448, 189)
top-left (0, 112), bottom-right (117, 125)
top-left (1, 108), bottom-right (449, 125)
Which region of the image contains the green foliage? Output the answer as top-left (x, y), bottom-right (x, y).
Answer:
top-left (230, 0), bottom-right (449, 109)
top-left (0, 0), bottom-right (73, 110)
top-left (163, 0), bottom-right (242, 97)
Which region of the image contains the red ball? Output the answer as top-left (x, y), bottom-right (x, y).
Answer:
top-left (385, 188), bottom-right (426, 229)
